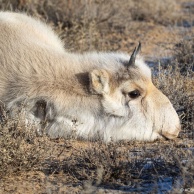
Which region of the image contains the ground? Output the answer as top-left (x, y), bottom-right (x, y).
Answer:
top-left (0, 0), bottom-right (194, 193)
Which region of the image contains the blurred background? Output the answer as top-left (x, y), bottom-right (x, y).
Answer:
top-left (0, 0), bottom-right (193, 57)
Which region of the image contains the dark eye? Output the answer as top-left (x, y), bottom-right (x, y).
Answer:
top-left (128, 90), bottom-right (140, 99)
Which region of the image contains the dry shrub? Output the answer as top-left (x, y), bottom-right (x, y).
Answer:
top-left (130, 0), bottom-right (179, 24)
top-left (174, 38), bottom-right (194, 75)
top-left (152, 37), bottom-right (194, 139)
top-left (0, 0), bottom-right (133, 51)
top-left (0, 107), bottom-right (49, 178)
top-left (42, 140), bottom-right (194, 193)
top-left (154, 69), bottom-right (193, 138)
top-left (0, 0), bottom-right (182, 52)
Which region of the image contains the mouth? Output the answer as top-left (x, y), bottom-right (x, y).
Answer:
top-left (159, 133), bottom-right (169, 140)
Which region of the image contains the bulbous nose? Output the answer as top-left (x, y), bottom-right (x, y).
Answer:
top-left (159, 102), bottom-right (181, 140)
top-left (160, 124), bottom-right (181, 139)
top-left (149, 86), bottom-right (181, 140)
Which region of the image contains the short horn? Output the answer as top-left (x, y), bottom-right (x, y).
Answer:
top-left (128, 42), bottom-right (141, 67)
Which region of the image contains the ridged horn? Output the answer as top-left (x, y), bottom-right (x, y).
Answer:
top-left (128, 42), bottom-right (141, 68)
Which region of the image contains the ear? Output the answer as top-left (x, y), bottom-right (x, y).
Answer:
top-left (89, 69), bottom-right (110, 94)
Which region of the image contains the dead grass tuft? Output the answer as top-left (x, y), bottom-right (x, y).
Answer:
top-left (0, 0), bottom-right (184, 52)
top-left (130, 0), bottom-right (180, 25)
top-left (41, 140), bottom-right (194, 193)
top-left (174, 38), bottom-right (194, 75)
top-left (0, 106), bottom-right (49, 178)
top-left (152, 36), bottom-right (194, 140)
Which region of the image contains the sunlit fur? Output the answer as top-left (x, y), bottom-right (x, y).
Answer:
top-left (0, 12), bottom-right (180, 142)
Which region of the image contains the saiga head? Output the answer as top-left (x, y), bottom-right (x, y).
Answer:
top-left (90, 43), bottom-right (181, 141)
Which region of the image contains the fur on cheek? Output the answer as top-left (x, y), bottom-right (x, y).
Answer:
top-left (102, 95), bottom-right (129, 117)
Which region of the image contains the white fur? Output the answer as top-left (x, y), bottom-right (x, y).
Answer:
top-left (0, 12), bottom-right (181, 142)
top-left (136, 57), bottom-right (152, 78)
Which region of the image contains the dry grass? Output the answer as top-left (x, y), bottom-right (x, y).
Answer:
top-left (0, 0), bottom-right (193, 193)
top-left (174, 38), bottom-right (194, 75)
top-left (0, 106), bottom-right (51, 178)
top-left (29, 139), bottom-right (194, 193)
top-left (130, 0), bottom-right (180, 25)
top-left (152, 38), bottom-right (194, 140)
top-left (0, 0), bottom-right (184, 52)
